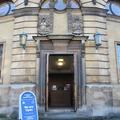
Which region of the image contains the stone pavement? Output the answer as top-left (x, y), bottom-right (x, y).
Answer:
top-left (0, 116), bottom-right (108, 120)
top-left (39, 111), bottom-right (120, 120)
top-left (0, 112), bottom-right (120, 120)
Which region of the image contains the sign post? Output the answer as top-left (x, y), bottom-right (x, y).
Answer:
top-left (19, 91), bottom-right (38, 120)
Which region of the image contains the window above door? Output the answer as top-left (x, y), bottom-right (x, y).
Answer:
top-left (106, 0), bottom-right (120, 16)
top-left (0, 1), bottom-right (15, 16)
top-left (40, 0), bottom-right (80, 11)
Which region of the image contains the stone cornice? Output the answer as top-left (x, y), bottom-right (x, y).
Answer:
top-left (33, 34), bottom-right (88, 56)
top-left (14, 7), bottom-right (39, 17)
top-left (107, 14), bottom-right (120, 23)
top-left (81, 7), bottom-right (107, 17)
top-left (14, 8), bottom-right (82, 17)
top-left (33, 34), bottom-right (88, 41)
top-left (13, 7), bottom-right (108, 18)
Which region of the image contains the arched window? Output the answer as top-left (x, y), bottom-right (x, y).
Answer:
top-left (41, 0), bottom-right (80, 11)
top-left (106, 0), bottom-right (120, 16)
top-left (0, 1), bottom-right (15, 17)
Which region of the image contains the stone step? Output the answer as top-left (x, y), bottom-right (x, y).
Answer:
top-left (39, 111), bottom-right (78, 120)
top-left (39, 112), bottom-right (116, 120)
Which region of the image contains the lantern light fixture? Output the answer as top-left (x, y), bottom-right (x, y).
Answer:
top-left (24, 0), bottom-right (29, 6)
top-left (19, 32), bottom-right (28, 49)
top-left (92, 0), bottom-right (96, 5)
top-left (94, 32), bottom-right (102, 49)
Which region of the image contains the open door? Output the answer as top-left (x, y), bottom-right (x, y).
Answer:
top-left (46, 54), bottom-right (76, 109)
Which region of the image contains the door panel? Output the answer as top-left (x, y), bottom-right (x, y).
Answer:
top-left (49, 74), bottom-right (74, 107)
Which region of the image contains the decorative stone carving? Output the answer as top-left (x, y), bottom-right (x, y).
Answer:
top-left (92, 0), bottom-right (96, 5)
top-left (38, 13), bottom-right (53, 35)
top-left (67, 12), bottom-right (73, 33)
top-left (49, 0), bottom-right (56, 8)
top-left (72, 16), bottom-right (81, 34)
top-left (39, 17), bottom-right (49, 34)
top-left (68, 13), bottom-right (83, 34)
top-left (66, 0), bottom-right (72, 8)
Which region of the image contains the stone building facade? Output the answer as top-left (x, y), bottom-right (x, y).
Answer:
top-left (0, 0), bottom-right (120, 118)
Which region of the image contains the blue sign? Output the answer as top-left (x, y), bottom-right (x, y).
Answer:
top-left (19, 91), bottom-right (38, 120)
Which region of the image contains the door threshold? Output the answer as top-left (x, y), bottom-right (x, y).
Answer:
top-left (48, 108), bottom-right (75, 112)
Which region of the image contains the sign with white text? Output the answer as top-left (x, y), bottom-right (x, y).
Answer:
top-left (19, 91), bottom-right (38, 120)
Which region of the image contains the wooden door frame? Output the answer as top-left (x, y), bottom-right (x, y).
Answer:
top-left (45, 52), bottom-right (78, 111)
top-left (45, 53), bottom-right (49, 111)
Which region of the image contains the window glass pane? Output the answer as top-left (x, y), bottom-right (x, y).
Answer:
top-left (55, 0), bottom-right (66, 10)
top-left (106, 2), bottom-right (112, 14)
top-left (106, 1), bottom-right (120, 16)
top-left (41, 0), bottom-right (80, 10)
top-left (0, 3), bottom-right (10, 16)
top-left (41, 0), bottom-right (50, 8)
top-left (70, 1), bottom-right (79, 8)
top-left (0, 2), bottom-right (15, 16)
top-left (0, 44), bottom-right (3, 78)
top-left (117, 44), bottom-right (120, 79)
top-left (111, 1), bottom-right (120, 16)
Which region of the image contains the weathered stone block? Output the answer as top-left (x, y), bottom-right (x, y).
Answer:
top-left (12, 47), bottom-right (36, 54)
top-left (86, 85), bottom-right (112, 106)
top-left (86, 75), bottom-right (110, 83)
top-left (11, 75), bottom-right (36, 83)
top-left (0, 86), bottom-right (10, 107)
top-left (12, 54), bottom-right (36, 61)
top-left (85, 47), bottom-right (108, 55)
top-left (86, 54), bottom-right (109, 61)
top-left (11, 69), bottom-right (36, 76)
top-left (9, 84), bottom-right (36, 106)
top-left (86, 68), bottom-right (109, 76)
top-left (11, 61), bottom-right (36, 69)
top-left (86, 61), bottom-right (109, 69)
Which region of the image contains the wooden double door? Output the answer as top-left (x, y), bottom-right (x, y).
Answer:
top-left (48, 73), bottom-right (74, 108)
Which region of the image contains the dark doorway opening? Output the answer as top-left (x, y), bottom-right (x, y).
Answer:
top-left (48, 54), bottom-right (74, 108)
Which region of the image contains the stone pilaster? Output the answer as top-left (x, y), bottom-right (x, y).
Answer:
top-left (81, 0), bottom-right (112, 115)
top-left (10, 1), bottom-right (39, 84)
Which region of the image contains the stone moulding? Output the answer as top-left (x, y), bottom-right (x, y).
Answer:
top-left (81, 7), bottom-right (108, 17)
top-left (14, 7), bottom-right (39, 17)
top-left (33, 34), bottom-right (88, 58)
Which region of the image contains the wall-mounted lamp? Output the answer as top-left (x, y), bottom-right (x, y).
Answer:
top-left (19, 32), bottom-right (28, 49)
top-left (24, 0), bottom-right (29, 6)
top-left (92, 0), bottom-right (96, 5)
top-left (94, 32), bottom-right (102, 49)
